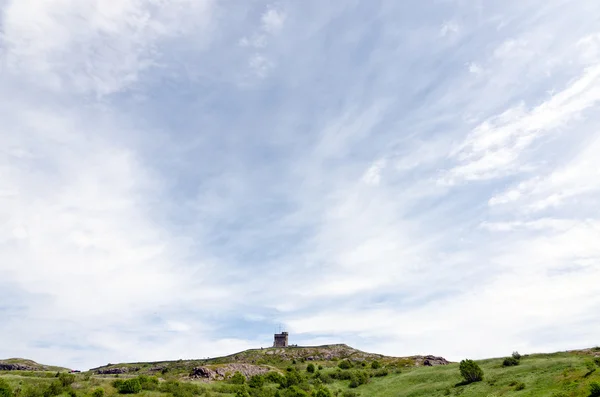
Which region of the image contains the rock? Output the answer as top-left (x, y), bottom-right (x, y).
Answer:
top-left (190, 364), bottom-right (271, 381)
top-left (96, 367), bottom-right (139, 374)
top-left (421, 356), bottom-right (450, 366)
top-left (0, 363), bottom-right (35, 371)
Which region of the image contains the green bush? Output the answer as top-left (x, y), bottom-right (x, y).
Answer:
top-left (282, 386), bottom-right (309, 397)
top-left (341, 391), bottom-right (359, 397)
top-left (67, 390), bottom-right (76, 397)
top-left (58, 373), bottom-right (76, 387)
top-left (313, 388), bottom-right (332, 397)
top-left (459, 360), bottom-right (484, 384)
top-left (249, 375), bottom-right (265, 389)
top-left (595, 357), bottom-right (600, 367)
top-left (590, 382), bottom-right (600, 397)
top-left (348, 371), bottom-right (369, 388)
top-left (370, 361), bottom-right (381, 370)
top-left (230, 372), bottom-right (246, 385)
top-left (512, 351), bottom-right (521, 360)
top-left (22, 384), bottom-right (45, 397)
top-left (503, 357), bottom-right (520, 367)
top-left (44, 381), bottom-right (63, 397)
top-left (313, 372), bottom-right (333, 384)
top-left (137, 375), bottom-right (159, 390)
top-left (117, 379), bottom-right (142, 394)
top-left (373, 369), bottom-right (388, 377)
top-left (318, 365), bottom-right (323, 371)
top-left (338, 361), bottom-right (352, 370)
top-left (0, 379), bottom-right (12, 397)
top-left (285, 370), bottom-right (304, 387)
top-left (92, 388), bottom-right (105, 397)
top-left (265, 372), bottom-right (286, 385)
top-left (306, 364), bottom-right (315, 374)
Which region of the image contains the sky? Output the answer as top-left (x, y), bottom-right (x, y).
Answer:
top-left (1, 0), bottom-right (600, 371)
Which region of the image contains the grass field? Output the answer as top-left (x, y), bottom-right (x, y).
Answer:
top-left (2, 348), bottom-right (600, 397)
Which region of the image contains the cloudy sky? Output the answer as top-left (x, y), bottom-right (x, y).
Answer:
top-left (2, 0), bottom-right (600, 370)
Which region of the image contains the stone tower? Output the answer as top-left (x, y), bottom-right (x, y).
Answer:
top-left (273, 331), bottom-right (288, 347)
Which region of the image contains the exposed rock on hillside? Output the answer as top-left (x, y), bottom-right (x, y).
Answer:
top-left (0, 363), bottom-right (35, 371)
top-left (96, 367), bottom-right (140, 374)
top-left (190, 364), bottom-right (271, 381)
top-left (419, 356), bottom-right (451, 366)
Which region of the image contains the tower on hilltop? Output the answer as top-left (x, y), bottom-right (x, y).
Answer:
top-left (273, 331), bottom-right (288, 347)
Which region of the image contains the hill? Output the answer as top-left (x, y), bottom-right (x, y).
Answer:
top-left (89, 344), bottom-right (449, 377)
top-left (2, 346), bottom-right (600, 397)
top-left (0, 358), bottom-right (69, 372)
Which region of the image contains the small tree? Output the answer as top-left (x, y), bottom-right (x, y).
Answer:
top-left (307, 363), bottom-right (315, 373)
top-left (512, 351), bottom-right (521, 360)
top-left (459, 360), bottom-right (483, 384)
top-left (590, 382), bottom-right (600, 397)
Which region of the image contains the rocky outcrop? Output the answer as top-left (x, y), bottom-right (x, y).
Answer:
top-left (0, 363), bottom-right (36, 371)
top-left (420, 356), bottom-right (450, 366)
top-left (96, 367), bottom-right (139, 374)
top-left (190, 364), bottom-right (271, 381)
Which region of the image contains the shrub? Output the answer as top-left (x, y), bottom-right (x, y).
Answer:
top-left (285, 370), bottom-right (304, 387)
top-left (249, 375), bottom-right (265, 389)
top-left (117, 379), bottom-right (142, 394)
top-left (318, 365), bottom-right (323, 371)
top-left (282, 386), bottom-right (309, 397)
top-left (313, 388), bottom-right (332, 397)
top-left (306, 364), bottom-right (315, 374)
top-left (512, 351), bottom-right (521, 360)
top-left (0, 379), bottom-right (12, 397)
top-left (338, 361), bottom-right (352, 370)
top-left (67, 390), bottom-right (77, 397)
top-left (230, 372), bottom-right (246, 385)
top-left (341, 391), bottom-right (359, 397)
top-left (313, 372), bottom-right (333, 384)
top-left (373, 369), bottom-right (388, 377)
top-left (58, 373), bottom-right (76, 388)
top-left (459, 360), bottom-right (484, 384)
top-left (595, 357), bottom-right (600, 367)
top-left (265, 372), bottom-right (286, 385)
top-left (590, 382), bottom-right (600, 397)
top-left (370, 361), bottom-right (381, 370)
top-left (92, 388), bottom-right (105, 397)
top-left (21, 385), bottom-right (45, 397)
top-left (137, 375), bottom-right (159, 391)
top-left (503, 357), bottom-right (520, 367)
top-left (44, 381), bottom-right (63, 397)
top-left (348, 371), bottom-right (369, 388)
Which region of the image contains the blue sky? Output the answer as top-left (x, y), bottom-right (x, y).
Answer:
top-left (1, 0), bottom-right (600, 370)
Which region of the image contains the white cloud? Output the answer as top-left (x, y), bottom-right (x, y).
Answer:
top-left (261, 8), bottom-right (286, 34)
top-left (0, 0), bottom-right (215, 95)
top-left (444, 63), bottom-right (600, 183)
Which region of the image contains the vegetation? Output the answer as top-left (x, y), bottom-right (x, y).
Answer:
top-left (590, 382), bottom-right (600, 397)
top-left (3, 347), bottom-right (600, 397)
top-left (459, 360), bottom-right (484, 384)
top-left (502, 357), bottom-right (520, 367)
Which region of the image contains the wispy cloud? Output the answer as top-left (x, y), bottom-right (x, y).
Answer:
top-left (2, 0), bottom-right (600, 370)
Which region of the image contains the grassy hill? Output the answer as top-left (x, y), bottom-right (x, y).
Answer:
top-left (2, 346), bottom-right (600, 397)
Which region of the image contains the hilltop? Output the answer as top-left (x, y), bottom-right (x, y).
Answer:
top-left (89, 344), bottom-right (449, 379)
top-left (0, 358), bottom-right (69, 372)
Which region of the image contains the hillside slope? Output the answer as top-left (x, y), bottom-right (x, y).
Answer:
top-left (89, 344), bottom-right (449, 376)
top-left (0, 358), bottom-right (69, 372)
